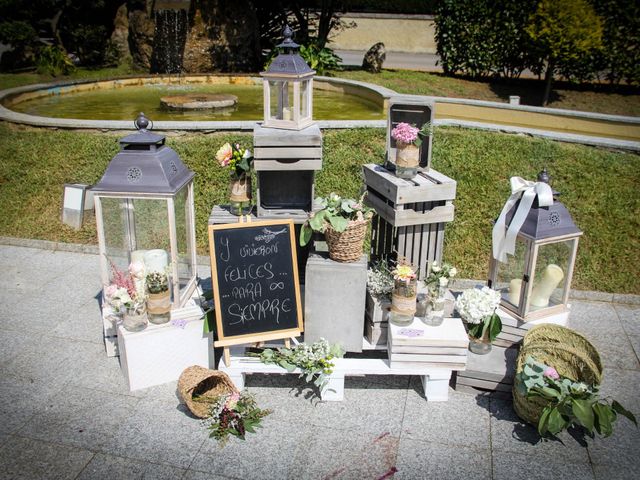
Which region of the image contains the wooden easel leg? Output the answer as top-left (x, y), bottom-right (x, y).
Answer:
top-left (223, 347), bottom-right (231, 367)
top-left (284, 338), bottom-right (291, 349)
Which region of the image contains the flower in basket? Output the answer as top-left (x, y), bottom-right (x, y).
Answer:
top-left (201, 391), bottom-right (271, 446)
top-left (299, 192), bottom-right (374, 246)
top-left (515, 355), bottom-right (637, 438)
top-left (454, 286), bottom-right (502, 342)
top-left (216, 142), bottom-right (253, 179)
top-left (391, 122), bottom-right (432, 147)
top-left (104, 257), bottom-right (146, 314)
top-left (367, 261), bottom-right (395, 300)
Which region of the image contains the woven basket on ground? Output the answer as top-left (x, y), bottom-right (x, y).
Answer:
top-left (324, 219), bottom-right (369, 263)
top-left (512, 324), bottom-right (603, 426)
top-left (178, 366), bottom-right (239, 418)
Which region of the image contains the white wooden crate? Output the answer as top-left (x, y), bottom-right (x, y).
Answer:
top-left (117, 306), bottom-right (212, 391)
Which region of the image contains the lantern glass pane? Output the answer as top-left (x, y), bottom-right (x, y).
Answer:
top-left (174, 185), bottom-right (194, 293)
top-left (493, 237), bottom-right (528, 309)
top-left (100, 197), bottom-right (130, 276)
top-left (269, 80), bottom-right (294, 121)
top-left (527, 239), bottom-right (575, 313)
top-left (130, 198), bottom-right (171, 252)
top-left (301, 80), bottom-right (310, 119)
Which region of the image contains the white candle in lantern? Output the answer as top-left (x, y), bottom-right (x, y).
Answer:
top-left (282, 107), bottom-right (292, 121)
top-left (130, 250), bottom-right (147, 264)
top-left (144, 249), bottom-right (168, 274)
top-left (530, 264), bottom-right (564, 308)
top-left (508, 279), bottom-right (522, 305)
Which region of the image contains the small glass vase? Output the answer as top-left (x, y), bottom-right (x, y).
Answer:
top-left (390, 277), bottom-right (417, 326)
top-left (147, 290), bottom-right (171, 325)
top-left (229, 173), bottom-right (252, 216)
top-left (123, 305), bottom-right (148, 332)
top-left (395, 141), bottom-right (419, 180)
top-left (469, 328), bottom-right (492, 355)
top-left (422, 285), bottom-right (446, 326)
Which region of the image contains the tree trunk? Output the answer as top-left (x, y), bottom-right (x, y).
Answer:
top-left (542, 58), bottom-right (554, 106)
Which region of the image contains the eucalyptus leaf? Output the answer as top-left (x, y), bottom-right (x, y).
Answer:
top-left (540, 386), bottom-right (560, 399)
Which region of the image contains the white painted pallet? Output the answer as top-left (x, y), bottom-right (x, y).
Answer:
top-left (217, 346), bottom-right (454, 402)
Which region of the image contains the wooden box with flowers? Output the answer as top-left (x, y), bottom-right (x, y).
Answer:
top-left (363, 163), bottom-right (457, 280)
top-left (252, 123), bottom-right (323, 222)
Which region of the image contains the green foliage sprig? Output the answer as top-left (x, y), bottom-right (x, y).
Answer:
top-left (300, 192), bottom-right (374, 246)
top-left (249, 339), bottom-right (344, 390)
top-left (200, 391), bottom-right (271, 446)
top-left (516, 356), bottom-right (637, 437)
top-left (35, 45), bottom-right (76, 76)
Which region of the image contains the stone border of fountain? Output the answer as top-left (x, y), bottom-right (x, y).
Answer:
top-left (0, 74), bottom-right (638, 150)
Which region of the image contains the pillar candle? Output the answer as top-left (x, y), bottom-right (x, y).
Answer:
top-left (144, 249), bottom-right (168, 274)
top-left (530, 264), bottom-right (564, 308)
top-left (282, 107), bottom-right (292, 121)
top-left (508, 279), bottom-right (522, 305)
top-left (130, 250), bottom-right (147, 264)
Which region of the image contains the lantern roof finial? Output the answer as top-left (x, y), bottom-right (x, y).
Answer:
top-left (134, 112), bottom-right (151, 131)
top-left (537, 167), bottom-right (550, 184)
top-left (277, 24), bottom-right (299, 50)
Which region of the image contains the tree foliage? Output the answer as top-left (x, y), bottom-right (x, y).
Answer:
top-left (526, 0), bottom-right (603, 104)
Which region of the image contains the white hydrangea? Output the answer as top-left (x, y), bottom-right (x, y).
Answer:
top-left (455, 286), bottom-right (501, 324)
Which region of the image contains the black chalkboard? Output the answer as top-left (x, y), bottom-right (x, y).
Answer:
top-left (208, 220), bottom-right (303, 346)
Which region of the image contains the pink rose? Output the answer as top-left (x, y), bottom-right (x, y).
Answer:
top-left (128, 261), bottom-right (145, 279)
top-left (543, 366), bottom-right (560, 380)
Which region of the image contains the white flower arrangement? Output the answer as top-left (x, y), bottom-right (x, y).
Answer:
top-left (455, 286), bottom-right (501, 325)
top-left (367, 262), bottom-right (395, 299)
top-left (425, 261), bottom-right (457, 289)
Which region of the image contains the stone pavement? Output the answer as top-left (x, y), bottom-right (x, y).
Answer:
top-left (1, 244), bottom-right (639, 479)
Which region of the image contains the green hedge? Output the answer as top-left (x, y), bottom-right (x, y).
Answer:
top-left (435, 0), bottom-right (640, 85)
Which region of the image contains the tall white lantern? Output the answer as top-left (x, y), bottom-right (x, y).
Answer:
top-left (261, 25), bottom-right (315, 131)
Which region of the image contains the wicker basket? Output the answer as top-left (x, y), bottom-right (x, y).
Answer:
top-left (178, 366), bottom-right (239, 418)
top-left (325, 219), bottom-right (369, 263)
top-left (512, 325), bottom-right (603, 426)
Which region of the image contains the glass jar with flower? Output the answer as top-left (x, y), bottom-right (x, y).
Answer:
top-left (390, 122), bottom-right (431, 179)
top-left (454, 286), bottom-right (502, 354)
top-left (104, 259), bottom-right (148, 332)
top-left (390, 262), bottom-right (418, 326)
top-left (146, 270), bottom-right (171, 324)
top-left (216, 142), bottom-right (254, 216)
top-left (422, 261), bottom-right (457, 326)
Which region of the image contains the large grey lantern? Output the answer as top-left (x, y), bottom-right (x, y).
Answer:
top-left (488, 170), bottom-right (582, 322)
top-left (93, 113), bottom-right (198, 308)
top-left (261, 25), bottom-right (315, 130)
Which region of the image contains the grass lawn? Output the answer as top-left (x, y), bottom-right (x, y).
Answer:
top-left (0, 122), bottom-right (637, 294)
top-left (334, 69), bottom-right (640, 117)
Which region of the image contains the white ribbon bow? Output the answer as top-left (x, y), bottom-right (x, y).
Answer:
top-left (492, 177), bottom-right (554, 263)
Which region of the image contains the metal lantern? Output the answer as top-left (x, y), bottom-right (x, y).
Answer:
top-left (93, 113), bottom-right (198, 309)
top-left (488, 170), bottom-right (582, 321)
top-left (261, 25), bottom-right (315, 131)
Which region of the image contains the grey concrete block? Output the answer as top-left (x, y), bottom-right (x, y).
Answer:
top-left (570, 289), bottom-right (615, 302)
top-left (304, 252), bottom-right (367, 352)
top-left (612, 293), bottom-right (640, 305)
top-left (615, 304), bottom-right (640, 337)
top-left (77, 453), bottom-right (186, 480)
top-left (492, 450), bottom-right (595, 480)
top-left (292, 427), bottom-right (400, 480)
top-left (403, 378), bottom-right (491, 447)
top-left (0, 435), bottom-right (94, 480)
top-left (18, 387), bottom-right (139, 451)
top-left (569, 302), bottom-right (639, 370)
top-left (457, 345), bottom-right (518, 384)
top-left (395, 438), bottom-right (491, 480)
top-left (107, 398), bottom-right (208, 469)
top-left (190, 418), bottom-right (308, 480)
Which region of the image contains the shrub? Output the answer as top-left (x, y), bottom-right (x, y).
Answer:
top-left (35, 45), bottom-right (76, 76)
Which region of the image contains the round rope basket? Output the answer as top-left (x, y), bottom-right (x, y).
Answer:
top-left (325, 219), bottom-right (369, 263)
top-left (512, 325), bottom-right (603, 426)
top-left (178, 366), bottom-right (239, 419)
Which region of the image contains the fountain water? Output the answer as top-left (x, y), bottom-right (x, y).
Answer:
top-left (150, 2), bottom-right (190, 74)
